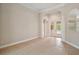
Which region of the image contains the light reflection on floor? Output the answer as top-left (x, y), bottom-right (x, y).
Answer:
top-left (47, 37), bottom-right (63, 47)
top-left (56, 38), bottom-right (64, 48)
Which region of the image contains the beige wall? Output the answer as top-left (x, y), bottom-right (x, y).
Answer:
top-left (0, 4), bottom-right (40, 46)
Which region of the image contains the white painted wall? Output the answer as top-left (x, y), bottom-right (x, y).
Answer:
top-left (0, 4), bottom-right (40, 47)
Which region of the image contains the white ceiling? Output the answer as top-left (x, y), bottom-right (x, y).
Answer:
top-left (21, 3), bottom-right (63, 11)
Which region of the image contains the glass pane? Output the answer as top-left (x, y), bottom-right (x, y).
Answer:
top-left (56, 21), bottom-right (61, 30)
top-left (51, 23), bottom-right (54, 30)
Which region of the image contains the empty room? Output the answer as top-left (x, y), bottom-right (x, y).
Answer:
top-left (0, 3), bottom-right (79, 55)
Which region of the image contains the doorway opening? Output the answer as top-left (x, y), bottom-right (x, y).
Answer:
top-left (51, 21), bottom-right (62, 38)
top-left (42, 12), bottom-right (64, 41)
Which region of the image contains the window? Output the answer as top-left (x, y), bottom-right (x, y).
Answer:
top-left (56, 21), bottom-right (61, 30)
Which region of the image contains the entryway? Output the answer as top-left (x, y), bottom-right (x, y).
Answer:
top-left (42, 11), bottom-right (63, 39)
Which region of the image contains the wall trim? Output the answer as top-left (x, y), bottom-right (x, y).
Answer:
top-left (62, 40), bottom-right (79, 49)
top-left (0, 35), bottom-right (40, 49)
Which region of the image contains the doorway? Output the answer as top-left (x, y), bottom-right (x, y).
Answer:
top-left (51, 20), bottom-right (62, 38)
top-left (41, 12), bottom-right (64, 40)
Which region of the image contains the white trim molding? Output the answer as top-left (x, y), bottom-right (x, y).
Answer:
top-left (0, 35), bottom-right (40, 49)
top-left (62, 40), bottom-right (79, 49)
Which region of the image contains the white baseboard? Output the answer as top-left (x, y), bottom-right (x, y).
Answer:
top-left (0, 35), bottom-right (40, 49)
top-left (62, 40), bottom-right (79, 49)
